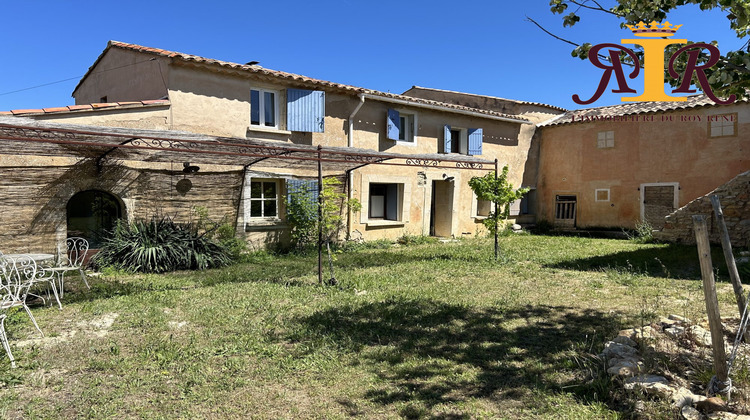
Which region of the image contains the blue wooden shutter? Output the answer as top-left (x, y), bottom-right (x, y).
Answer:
top-left (287, 89), bottom-right (325, 132)
top-left (443, 125), bottom-right (451, 153)
top-left (386, 109), bottom-right (400, 140)
top-left (468, 128), bottom-right (483, 155)
top-left (286, 179), bottom-right (319, 209)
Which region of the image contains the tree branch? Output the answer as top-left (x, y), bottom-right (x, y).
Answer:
top-left (569, 0), bottom-right (622, 17)
top-left (526, 16), bottom-right (635, 67)
top-left (525, 16), bottom-right (579, 48)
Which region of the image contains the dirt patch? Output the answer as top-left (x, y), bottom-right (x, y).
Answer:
top-left (16, 312), bottom-right (119, 347)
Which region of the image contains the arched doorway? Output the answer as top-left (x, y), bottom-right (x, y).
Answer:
top-left (66, 190), bottom-right (123, 248)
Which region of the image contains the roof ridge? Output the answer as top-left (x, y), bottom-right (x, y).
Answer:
top-left (406, 86), bottom-right (567, 112)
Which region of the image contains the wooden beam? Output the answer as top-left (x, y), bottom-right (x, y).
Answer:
top-left (693, 214), bottom-right (729, 389)
top-left (710, 195), bottom-right (747, 332)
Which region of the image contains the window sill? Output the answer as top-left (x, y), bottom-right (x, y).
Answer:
top-left (391, 139), bottom-right (417, 147)
top-left (247, 126), bottom-right (292, 136)
top-left (365, 220), bottom-right (405, 227)
top-left (245, 220), bottom-right (288, 231)
top-left (472, 216), bottom-right (489, 221)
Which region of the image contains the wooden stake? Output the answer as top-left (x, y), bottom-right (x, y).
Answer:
top-left (693, 214), bottom-right (729, 388)
top-left (318, 146), bottom-right (323, 286)
top-left (494, 159), bottom-right (498, 261)
top-left (710, 195), bottom-right (748, 337)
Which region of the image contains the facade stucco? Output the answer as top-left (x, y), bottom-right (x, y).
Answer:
top-left (74, 48), bottom-right (169, 104)
top-left (537, 103), bottom-right (749, 229)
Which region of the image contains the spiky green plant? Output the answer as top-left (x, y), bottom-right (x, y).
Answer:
top-left (92, 216), bottom-right (231, 273)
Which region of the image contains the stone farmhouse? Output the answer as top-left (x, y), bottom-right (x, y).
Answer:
top-left (0, 41), bottom-right (746, 255)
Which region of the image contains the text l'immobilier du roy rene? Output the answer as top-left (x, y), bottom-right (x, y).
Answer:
top-left (570, 114), bottom-right (737, 123)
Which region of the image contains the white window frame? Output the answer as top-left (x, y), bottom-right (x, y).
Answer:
top-left (360, 175), bottom-right (410, 226)
top-left (471, 192), bottom-right (493, 219)
top-left (450, 127), bottom-right (469, 155)
top-left (595, 188), bottom-right (610, 202)
top-left (396, 111), bottom-right (417, 145)
top-left (368, 183), bottom-right (402, 221)
top-left (709, 113), bottom-right (737, 137)
top-left (639, 182), bottom-right (679, 222)
top-left (597, 130), bottom-right (614, 149)
top-left (247, 178), bottom-right (281, 220)
top-left (250, 88), bottom-right (280, 129)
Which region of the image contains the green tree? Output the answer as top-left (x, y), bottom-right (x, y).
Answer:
top-left (468, 166), bottom-right (529, 258)
top-left (537, 0), bottom-right (750, 100)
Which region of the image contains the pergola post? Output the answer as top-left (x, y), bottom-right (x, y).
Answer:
top-left (317, 145), bottom-right (323, 286)
top-left (494, 158), bottom-right (499, 261)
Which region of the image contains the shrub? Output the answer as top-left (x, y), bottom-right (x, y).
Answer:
top-left (93, 216), bottom-right (231, 273)
top-left (397, 234), bottom-right (439, 246)
top-left (286, 178), bottom-right (361, 250)
top-left (533, 219), bottom-right (553, 234)
top-left (626, 219), bottom-right (655, 244)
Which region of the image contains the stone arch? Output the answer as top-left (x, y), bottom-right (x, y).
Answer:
top-left (66, 189), bottom-right (126, 248)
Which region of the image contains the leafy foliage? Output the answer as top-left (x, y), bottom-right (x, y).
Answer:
top-left (93, 215), bottom-right (231, 273)
top-left (548, 0), bottom-right (750, 100)
top-left (286, 183), bottom-right (318, 250)
top-left (286, 177), bottom-right (362, 250)
top-left (468, 165), bottom-right (530, 234)
top-left (625, 219), bottom-right (656, 244)
top-left (192, 206), bottom-right (248, 261)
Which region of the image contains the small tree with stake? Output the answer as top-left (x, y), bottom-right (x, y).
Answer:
top-left (468, 165), bottom-right (529, 260)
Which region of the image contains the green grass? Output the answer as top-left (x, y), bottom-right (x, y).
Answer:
top-left (0, 235), bottom-right (740, 418)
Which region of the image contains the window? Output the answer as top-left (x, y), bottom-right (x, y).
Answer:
top-left (709, 113), bottom-right (737, 137)
top-left (444, 125), bottom-right (483, 155)
top-left (369, 183), bottom-right (400, 221)
top-left (520, 190), bottom-right (535, 215)
top-left (386, 109), bottom-right (417, 142)
top-left (597, 131), bottom-right (614, 148)
top-left (450, 129), bottom-right (464, 153)
top-left (475, 197), bottom-right (491, 218)
top-left (399, 114), bottom-right (415, 142)
top-left (249, 180), bottom-right (278, 218)
top-left (595, 188), bottom-right (610, 202)
top-left (250, 89), bottom-right (278, 128)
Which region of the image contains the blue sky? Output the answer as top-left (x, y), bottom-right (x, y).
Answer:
top-left (0, 1), bottom-right (743, 112)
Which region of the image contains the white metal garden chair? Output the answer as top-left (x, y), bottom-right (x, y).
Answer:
top-left (0, 256), bottom-right (47, 335)
top-left (48, 237), bottom-right (90, 299)
top-left (0, 255), bottom-right (58, 367)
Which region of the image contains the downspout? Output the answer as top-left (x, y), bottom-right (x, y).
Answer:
top-left (346, 94), bottom-right (366, 239)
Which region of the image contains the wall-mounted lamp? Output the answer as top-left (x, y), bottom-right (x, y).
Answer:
top-left (183, 162), bottom-right (200, 173)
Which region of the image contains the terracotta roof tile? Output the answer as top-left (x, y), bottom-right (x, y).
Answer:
top-left (41, 106), bottom-right (70, 113)
top-left (67, 105), bottom-right (93, 111)
top-left (73, 41), bottom-right (529, 123)
top-left (2, 100), bottom-right (170, 116)
top-left (406, 86), bottom-right (567, 112)
top-left (539, 95), bottom-right (741, 127)
top-left (11, 109), bottom-right (44, 115)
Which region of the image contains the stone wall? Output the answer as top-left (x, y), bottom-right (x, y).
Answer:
top-left (0, 155), bottom-right (244, 257)
top-left (654, 170), bottom-right (750, 247)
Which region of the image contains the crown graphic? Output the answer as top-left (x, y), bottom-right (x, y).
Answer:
top-left (625, 21), bottom-right (682, 37)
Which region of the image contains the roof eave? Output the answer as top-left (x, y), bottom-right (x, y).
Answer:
top-left (360, 93), bottom-right (532, 125)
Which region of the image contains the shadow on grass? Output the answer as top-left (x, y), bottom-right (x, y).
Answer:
top-left (58, 257), bottom-right (320, 305)
top-left (544, 243), bottom-right (728, 280)
top-left (291, 299), bottom-right (621, 417)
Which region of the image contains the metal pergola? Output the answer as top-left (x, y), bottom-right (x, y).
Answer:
top-left (0, 117), bottom-right (501, 284)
